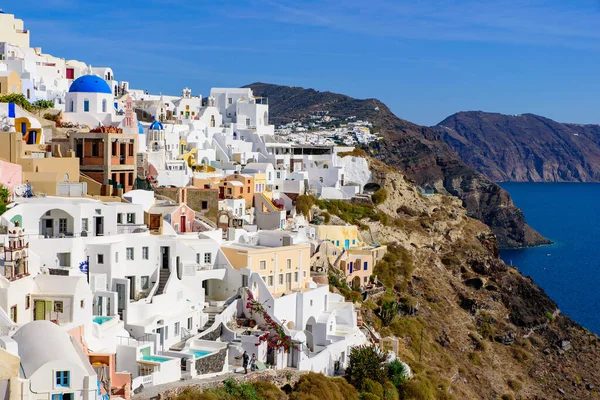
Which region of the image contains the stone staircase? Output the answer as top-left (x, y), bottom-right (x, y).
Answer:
top-left (156, 269), bottom-right (170, 296)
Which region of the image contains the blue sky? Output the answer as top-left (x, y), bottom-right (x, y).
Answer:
top-left (7, 0), bottom-right (600, 125)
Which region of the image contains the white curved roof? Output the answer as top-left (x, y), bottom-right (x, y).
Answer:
top-left (12, 320), bottom-right (89, 378)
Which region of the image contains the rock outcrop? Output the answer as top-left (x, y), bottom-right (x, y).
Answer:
top-left (246, 83), bottom-right (549, 248)
top-left (436, 111), bottom-right (600, 182)
top-left (342, 157), bottom-right (600, 399)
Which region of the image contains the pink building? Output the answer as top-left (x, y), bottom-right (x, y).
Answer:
top-left (0, 159), bottom-right (22, 195)
top-left (149, 201), bottom-right (197, 233)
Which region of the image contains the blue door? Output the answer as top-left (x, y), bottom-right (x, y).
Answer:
top-left (344, 239), bottom-right (350, 249)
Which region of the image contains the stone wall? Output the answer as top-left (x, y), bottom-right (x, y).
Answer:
top-left (195, 348), bottom-right (227, 375)
top-left (160, 369), bottom-right (308, 399)
top-left (198, 324), bottom-right (222, 341)
top-left (153, 187), bottom-right (219, 224)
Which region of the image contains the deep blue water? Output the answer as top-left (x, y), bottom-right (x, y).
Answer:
top-left (499, 183), bottom-right (600, 334)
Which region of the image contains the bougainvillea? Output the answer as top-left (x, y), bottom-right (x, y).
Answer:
top-left (245, 288), bottom-right (300, 352)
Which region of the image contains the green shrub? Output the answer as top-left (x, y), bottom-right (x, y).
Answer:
top-left (371, 188), bottom-right (388, 205)
top-left (387, 359), bottom-right (409, 388)
top-left (374, 244), bottom-right (414, 289)
top-left (322, 212), bottom-right (331, 223)
top-left (379, 299), bottom-right (400, 326)
top-left (362, 378), bottom-right (384, 398)
top-left (382, 381), bottom-right (399, 400)
top-left (507, 379), bottom-right (522, 392)
top-left (290, 373), bottom-right (359, 400)
top-left (296, 195), bottom-right (317, 218)
top-left (360, 394), bottom-right (380, 400)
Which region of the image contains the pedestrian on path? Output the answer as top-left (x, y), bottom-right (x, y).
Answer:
top-left (242, 351), bottom-right (249, 374)
top-left (250, 353), bottom-right (257, 371)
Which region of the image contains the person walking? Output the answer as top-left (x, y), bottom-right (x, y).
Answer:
top-left (250, 353), bottom-right (257, 371)
top-left (242, 351), bottom-right (249, 374)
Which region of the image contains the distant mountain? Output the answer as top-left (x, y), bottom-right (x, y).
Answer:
top-left (436, 111), bottom-right (600, 182)
top-left (246, 82), bottom-right (549, 248)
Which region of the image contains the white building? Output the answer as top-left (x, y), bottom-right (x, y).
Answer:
top-left (11, 320), bottom-right (98, 400)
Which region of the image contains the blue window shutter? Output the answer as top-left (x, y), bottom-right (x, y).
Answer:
top-left (364, 262), bottom-right (368, 270)
top-left (8, 103), bottom-right (15, 118)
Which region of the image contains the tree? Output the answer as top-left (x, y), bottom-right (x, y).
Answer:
top-left (33, 99), bottom-right (55, 109)
top-left (345, 344), bottom-right (388, 390)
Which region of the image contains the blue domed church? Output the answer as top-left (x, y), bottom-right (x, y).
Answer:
top-left (63, 74), bottom-right (115, 126)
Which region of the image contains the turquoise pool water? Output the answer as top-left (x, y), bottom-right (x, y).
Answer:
top-left (141, 355), bottom-right (171, 363)
top-left (93, 316), bottom-right (112, 325)
top-left (190, 350), bottom-right (212, 358)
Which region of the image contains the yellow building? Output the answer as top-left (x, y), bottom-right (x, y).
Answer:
top-left (0, 347), bottom-right (23, 399)
top-left (316, 225), bottom-right (365, 250)
top-left (0, 128), bottom-right (80, 196)
top-left (221, 243), bottom-right (312, 297)
top-left (0, 71), bottom-right (22, 95)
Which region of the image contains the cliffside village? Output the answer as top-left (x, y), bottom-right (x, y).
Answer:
top-left (0, 11), bottom-right (399, 400)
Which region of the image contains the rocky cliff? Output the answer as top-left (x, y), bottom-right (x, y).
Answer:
top-left (246, 83), bottom-right (549, 248)
top-left (314, 156), bottom-right (600, 399)
top-left (436, 111), bottom-right (600, 182)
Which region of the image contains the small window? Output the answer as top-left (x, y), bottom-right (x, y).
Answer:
top-left (126, 247), bottom-right (134, 260)
top-left (175, 322), bottom-right (180, 336)
top-left (25, 295), bottom-right (30, 309)
top-left (260, 260), bottom-right (267, 270)
top-left (310, 300), bottom-right (313, 306)
top-left (201, 201), bottom-right (208, 210)
top-left (84, 99), bottom-right (90, 112)
top-left (97, 254), bottom-right (104, 264)
top-left (364, 262), bottom-right (368, 271)
top-left (142, 247), bottom-right (149, 260)
top-left (228, 97), bottom-right (232, 105)
top-left (81, 218), bottom-right (89, 232)
top-left (279, 274), bottom-right (283, 285)
top-left (294, 272), bottom-right (298, 282)
top-left (55, 370), bottom-right (70, 387)
top-left (287, 259), bottom-right (292, 270)
top-left (141, 276), bottom-right (149, 290)
top-left (126, 213), bottom-right (136, 224)
top-left (117, 214), bottom-right (122, 224)
top-left (10, 305), bottom-right (17, 323)
top-left (204, 253), bottom-right (212, 264)
top-left (268, 276), bottom-right (273, 286)
top-left (196, 253), bottom-right (201, 264)
top-left (80, 299), bottom-right (85, 308)
top-left (115, 252), bottom-right (118, 263)
top-left (54, 301), bottom-right (64, 313)
top-left (303, 271), bottom-right (307, 278)
top-left (187, 317), bottom-right (193, 330)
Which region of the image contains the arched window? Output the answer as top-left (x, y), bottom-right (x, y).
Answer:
top-left (69, 100), bottom-right (74, 112)
top-left (63, 173), bottom-right (69, 182)
top-left (101, 99), bottom-right (107, 113)
top-left (263, 111), bottom-right (268, 125)
top-left (323, 164), bottom-right (329, 169)
top-left (319, 177), bottom-right (324, 183)
top-left (210, 115), bottom-right (215, 128)
top-left (83, 99), bottom-right (90, 112)
top-left (153, 142), bottom-right (159, 151)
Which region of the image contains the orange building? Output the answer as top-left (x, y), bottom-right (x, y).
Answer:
top-left (70, 130), bottom-right (137, 195)
top-left (219, 173), bottom-right (254, 206)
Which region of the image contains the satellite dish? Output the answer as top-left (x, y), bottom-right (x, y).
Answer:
top-left (14, 185), bottom-right (25, 197)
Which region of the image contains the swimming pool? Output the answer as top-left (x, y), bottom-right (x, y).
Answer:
top-left (189, 350), bottom-right (213, 358)
top-left (93, 316), bottom-right (113, 325)
top-left (141, 355), bottom-right (171, 363)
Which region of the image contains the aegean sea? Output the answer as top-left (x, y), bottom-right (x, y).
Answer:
top-left (500, 183), bottom-right (600, 333)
